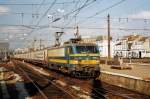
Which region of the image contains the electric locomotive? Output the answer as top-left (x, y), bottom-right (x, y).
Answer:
top-left (48, 38), bottom-right (100, 77)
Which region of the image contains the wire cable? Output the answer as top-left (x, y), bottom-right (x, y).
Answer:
top-left (24, 0), bottom-right (57, 42)
top-left (77, 0), bottom-right (126, 24)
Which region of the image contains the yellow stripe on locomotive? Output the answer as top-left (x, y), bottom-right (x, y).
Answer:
top-left (48, 59), bottom-right (99, 65)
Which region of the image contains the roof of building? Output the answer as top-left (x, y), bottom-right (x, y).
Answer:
top-left (119, 34), bottom-right (148, 42)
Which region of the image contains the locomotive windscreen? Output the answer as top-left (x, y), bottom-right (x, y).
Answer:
top-left (75, 45), bottom-right (99, 54)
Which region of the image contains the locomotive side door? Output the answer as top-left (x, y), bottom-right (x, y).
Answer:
top-left (66, 47), bottom-right (70, 65)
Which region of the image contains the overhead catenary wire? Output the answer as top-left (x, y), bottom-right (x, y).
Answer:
top-left (77, 0), bottom-right (126, 24)
top-left (24, 0), bottom-right (57, 40)
top-left (51, 0), bottom-right (97, 24)
top-left (62, 0), bottom-right (81, 27)
top-left (23, 0), bottom-right (97, 42)
top-left (49, 0), bottom-right (97, 39)
top-left (0, 1), bottom-right (76, 5)
top-left (2, 0), bottom-right (126, 36)
top-left (0, 3), bottom-right (49, 6)
top-left (31, 0), bottom-right (57, 27)
top-left (1, 10), bottom-right (150, 23)
top-left (16, 25), bottom-right (150, 31)
top-left (73, 0), bottom-right (103, 25)
top-left (0, 16), bottom-right (150, 29)
top-left (51, 26), bottom-right (150, 31)
top-left (47, 0), bottom-right (98, 34)
top-left (2, 0), bottom-right (150, 47)
top-left (29, 0), bottom-right (47, 25)
top-left (0, 0), bottom-right (57, 44)
top-left (64, 0), bottom-right (100, 27)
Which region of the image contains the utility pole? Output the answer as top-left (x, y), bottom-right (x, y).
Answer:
top-left (21, 13), bottom-right (24, 25)
top-left (33, 39), bottom-right (36, 51)
top-left (107, 14), bottom-right (111, 59)
top-left (4, 48), bottom-right (7, 60)
top-left (74, 26), bottom-right (80, 39)
top-left (39, 39), bottom-right (42, 50)
top-left (55, 32), bottom-right (63, 46)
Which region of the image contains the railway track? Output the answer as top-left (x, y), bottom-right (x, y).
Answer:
top-left (12, 60), bottom-right (75, 99)
top-left (47, 70), bottom-right (149, 99)
top-left (13, 60), bottom-right (150, 99)
top-left (0, 62), bottom-right (46, 99)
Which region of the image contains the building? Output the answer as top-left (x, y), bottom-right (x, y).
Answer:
top-left (114, 35), bottom-right (150, 58)
top-left (0, 42), bottom-right (9, 60)
top-left (142, 37), bottom-right (150, 58)
top-left (131, 36), bottom-right (148, 58)
top-left (114, 38), bottom-right (128, 58)
top-left (96, 36), bottom-right (114, 58)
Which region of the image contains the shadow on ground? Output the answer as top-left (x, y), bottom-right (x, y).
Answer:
top-left (91, 71), bottom-right (106, 99)
top-left (0, 81), bottom-right (51, 99)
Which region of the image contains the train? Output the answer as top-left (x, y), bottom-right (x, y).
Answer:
top-left (13, 38), bottom-right (100, 78)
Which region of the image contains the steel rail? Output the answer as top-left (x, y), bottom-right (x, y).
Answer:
top-left (16, 60), bottom-right (76, 99)
top-left (15, 63), bottom-right (48, 99)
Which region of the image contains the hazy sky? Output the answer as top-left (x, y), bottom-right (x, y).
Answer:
top-left (0, 0), bottom-right (150, 49)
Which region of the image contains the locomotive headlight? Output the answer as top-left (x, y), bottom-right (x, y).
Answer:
top-left (73, 57), bottom-right (79, 64)
top-left (96, 60), bottom-right (100, 63)
top-left (93, 56), bottom-right (100, 63)
top-left (72, 60), bottom-right (78, 64)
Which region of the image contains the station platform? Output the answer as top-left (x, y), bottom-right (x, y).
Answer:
top-left (100, 63), bottom-right (150, 79)
top-left (99, 63), bottom-right (150, 95)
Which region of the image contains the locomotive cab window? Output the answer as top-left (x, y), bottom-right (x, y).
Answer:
top-left (75, 45), bottom-right (99, 54)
